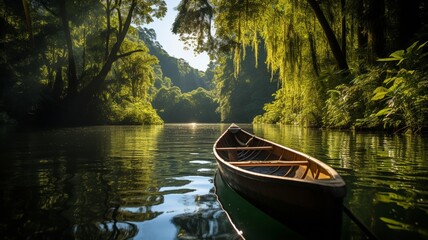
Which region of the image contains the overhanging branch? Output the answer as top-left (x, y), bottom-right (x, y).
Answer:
top-left (115, 49), bottom-right (144, 60)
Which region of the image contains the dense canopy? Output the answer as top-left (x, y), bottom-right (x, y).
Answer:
top-left (1, 0), bottom-right (427, 132)
top-left (173, 0), bottom-right (428, 132)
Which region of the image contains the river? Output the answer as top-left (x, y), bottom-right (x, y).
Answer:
top-left (0, 124), bottom-right (426, 239)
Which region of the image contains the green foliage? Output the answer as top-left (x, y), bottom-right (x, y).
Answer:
top-left (322, 67), bottom-right (374, 128)
top-left (137, 27), bottom-right (221, 123)
top-left (254, 72), bottom-right (324, 126)
top-left (323, 41), bottom-right (428, 132)
top-left (4, 0), bottom-right (428, 129)
top-left (253, 89), bottom-right (285, 124)
top-left (201, 0), bottom-right (351, 126)
top-left (369, 41), bottom-right (428, 132)
top-left (172, 0), bottom-right (214, 53)
top-left (174, 0), bottom-right (428, 133)
top-left (0, 0), bottom-right (166, 125)
top-left (104, 97), bottom-right (163, 125)
top-left (214, 45), bottom-right (277, 123)
top-left (139, 27), bottom-right (209, 92)
top-left (152, 86), bottom-right (182, 115)
top-left (153, 87), bottom-right (219, 122)
top-left (115, 39), bottom-right (159, 100)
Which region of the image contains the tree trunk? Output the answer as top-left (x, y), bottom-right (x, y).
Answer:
top-left (306, 0), bottom-right (349, 71)
top-left (58, 0), bottom-right (78, 96)
top-left (356, 0), bottom-right (368, 70)
top-left (105, 0), bottom-right (111, 61)
top-left (81, 0), bottom-right (137, 99)
top-left (341, 0), bottom-right (346, 59)
top-left (357, 1), bottom-right (367, 49)
top-left (366, 0), bottom-right (385, 62)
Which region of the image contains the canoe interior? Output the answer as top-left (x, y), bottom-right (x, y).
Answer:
top-left (215, 127), bottom-right (333, 180)
top-left (214, 125), bottom-right (346, 239)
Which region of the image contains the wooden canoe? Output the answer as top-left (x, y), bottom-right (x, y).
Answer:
top-left (213, 124), bottom-right (347, 239)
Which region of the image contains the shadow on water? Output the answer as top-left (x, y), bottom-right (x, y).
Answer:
top-left (214, 171), bottom-right (303, 240)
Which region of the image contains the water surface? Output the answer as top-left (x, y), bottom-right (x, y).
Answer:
top-left (0, 124), bottom-right (427, 239)
top-left (0, 124), bottom-right (239, 239)
top-left (252, 124), bottom-right (428, 240)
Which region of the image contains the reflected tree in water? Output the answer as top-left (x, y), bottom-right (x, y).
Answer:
top-left (172, 193), bottom-right (242, 240)
top-left (252, 124), bottom-right (428, 239)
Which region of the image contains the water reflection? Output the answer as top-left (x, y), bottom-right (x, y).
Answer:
top-left (0, 124), bottom-right (238, 239)
top-left (252, 124), bottom-right (428, 240)
top-left (0, 124), bottom-right (427, 239)
top-left (214, 171), bottom-right (302, 240)
top-left (171, 192), bottom-right (242, 240)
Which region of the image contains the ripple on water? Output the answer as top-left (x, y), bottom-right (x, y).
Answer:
top-left (189, 160), bottom-right (213, 164)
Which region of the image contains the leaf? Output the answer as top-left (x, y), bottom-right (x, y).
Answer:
top-left (372, 92), bottom-right (387, 101)
top-left (327, 89), bottom-right (341, 95)
top-left (377, 57), bottom-right (399, 62)
top-left (373, 86), bottom-right (388, 94)
top-left (384, 77), bottom-right (396, 84)
top-left (376, 108), bottom-right (392, 116)
top-left (390, 77), bottom-right (404, 90)
top-left (390, 50), bottom-right (405, 59)
top-left (417, 41), bottom-right (428, 50)
top-left (406, 41), bottom-right (419, 53)
top-left (372, 87), bottom-right (388, 100)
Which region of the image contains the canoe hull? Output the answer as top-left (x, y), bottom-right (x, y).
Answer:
top-left (214, 124), bottom-right (346, 239)
top-left (217, 160), bottom-right (344, 238)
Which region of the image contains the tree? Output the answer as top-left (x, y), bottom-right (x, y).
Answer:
top-left (152, 86), bottom-right (219, 123)
top-left (139, 27), bottom-right (208, 93)
top-left (214, 44), bottom-right (277, 122)
top-left (173, 0), bottom-right (348, 72)
top-left (306, 0), bottom-right (348, 70)
top-left (80, 0), bottom-right (166, 101)
top-left (0, 0), bottom-right (167, 124)
top-left (172, 0), bottom-right (428, 130)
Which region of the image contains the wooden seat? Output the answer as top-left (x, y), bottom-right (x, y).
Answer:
top-left (228, 160), bottom-right (308, 167)
top-left (215, 146), bottom-right (273, 151)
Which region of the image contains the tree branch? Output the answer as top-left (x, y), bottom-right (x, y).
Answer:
top-left (59, 0), bottom-right (78, 96)
top-left (307, 0), bottom-right (349, 71)
top-left (80, 0), bottom-right (137, 98)
top-left (115, 49), bottom-right (144, 60)
top-left (117, 6), bottom-right (123, 34)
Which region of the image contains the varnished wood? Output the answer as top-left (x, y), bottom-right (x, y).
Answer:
top-left (229, 160), bottom-right (308, 167)
top-left (213, 124), bottom-right (347, 239)
top-left (215, 146), bottom-right (273, 151)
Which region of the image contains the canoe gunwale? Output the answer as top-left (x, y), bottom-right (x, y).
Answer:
top-left (213, 125), bottom-right (346, 189)
top-left (213, 124), bottom-right (347, 239)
